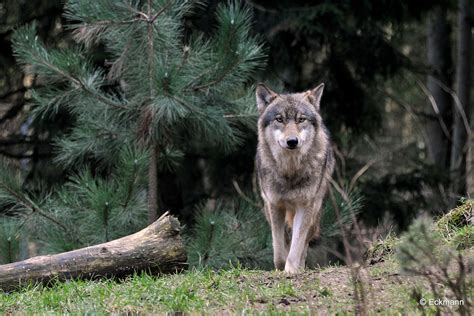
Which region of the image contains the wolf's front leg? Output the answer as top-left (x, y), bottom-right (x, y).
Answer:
top-left (268, 205), bottom-right (288, 270)
top-left (285, 208), bottom-right (312, 274)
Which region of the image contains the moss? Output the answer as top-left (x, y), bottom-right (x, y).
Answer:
top-left (436, 199), bottom-right (473, 244)
top-left (365, 201), bottom-right (473, 265)
top-left (436, 199), bottom-right (473, 229)
top-left (451, 225), bottom-right (474, 250)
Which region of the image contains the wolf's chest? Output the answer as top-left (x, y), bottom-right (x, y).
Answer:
top-left (260, 167), bottom-right (320, 202)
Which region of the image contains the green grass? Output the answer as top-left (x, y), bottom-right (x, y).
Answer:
top-left (0, 268), bottom-right (306, 314)
top-left (1, 201), bottom-right (472, 314)
top-left (1, 259), bottom-right (463, 315)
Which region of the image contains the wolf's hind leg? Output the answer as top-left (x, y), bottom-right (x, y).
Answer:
top-left (269, 206), bottom-right (288, 270)
top-left (300, 225), bottom-right (316, 266)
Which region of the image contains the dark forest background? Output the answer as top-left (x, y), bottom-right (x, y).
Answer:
top-left (0, 0), bottom-right (472, 266)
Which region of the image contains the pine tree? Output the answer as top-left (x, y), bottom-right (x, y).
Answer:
top-left (1, 0), bottom-right (264, 258)
top-left (11, 0), bottom-right (264, 219)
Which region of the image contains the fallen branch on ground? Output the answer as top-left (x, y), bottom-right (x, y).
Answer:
top-left (0, 212), bottom-right (186, 292)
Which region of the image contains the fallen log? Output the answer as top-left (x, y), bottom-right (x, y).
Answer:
top-left (0, 212), bottom-right (186, 292)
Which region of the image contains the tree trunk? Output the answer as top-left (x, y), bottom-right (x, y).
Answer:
top-left (148, 145), bottom-right (159, 223)
top-left (450, 0), bottom-right (472, 198)
top-left (425, 6), bottom-right (453, 170)
top-left (0, 213), bottom-right (186, 292)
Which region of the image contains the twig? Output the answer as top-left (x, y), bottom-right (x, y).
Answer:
top-left (429, 76), bottom-right (471, 138)
top-left (382, 89), bottom-right (438, 120)
top-left (79, 18), bottom-right (141, 28)
top-left (413, 77), bottom-right (451, 140)
top-left (149, 0), bottom-right (173, 23)
top-left (232, 179), bottom-right (262, 208)
top-left (328, 185), bottom-right (369, 315)
top-left (348, 159), bottom-right (377, 194)
top-left (223, 113), bottom-right (257, 118)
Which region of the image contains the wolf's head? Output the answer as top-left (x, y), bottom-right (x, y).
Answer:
top-left (256, 83), bottom-right (325, 153)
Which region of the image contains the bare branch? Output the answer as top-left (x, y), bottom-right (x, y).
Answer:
top-left (414, 77), bottom-right (451, 140)
top-left (231, 179), bottom-right (262, 208)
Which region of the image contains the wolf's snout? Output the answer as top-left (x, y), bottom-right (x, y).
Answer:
top-left (286, 137), bottom-right (299, 149)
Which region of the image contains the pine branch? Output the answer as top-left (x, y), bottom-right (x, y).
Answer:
top-left (164, 92), bottom-right (205, 116)
top-left (0, 180), bottom-right (69, 233)
top-left (189, 17), bottom-right (241, 91)
top-left (120, 161), bottom-right (139, 211)
top-left (31, 205), bottom-right (70, 233)
top-left (149, 0), bottom-right (173, 23)
top-left (107, 37), bottom-right (132, 81)
top-left (35, 54), bottom-right (127, 110)
top-left (13, 26), bottom-right (128, 111)
top-left (182, 46), bottom-right (236, 92)
top-left (79, 18), bottom-right (141, 27)
top-left (190, 59), bottom-right (240, 92)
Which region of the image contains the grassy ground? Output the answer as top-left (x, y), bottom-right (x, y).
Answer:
top-left (0, 254), bottom-right (470, 315)
top-left (1, 201), bottom-right (472, 314)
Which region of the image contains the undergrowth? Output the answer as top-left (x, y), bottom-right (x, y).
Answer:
top-left (186, 189), bottom-right (363, 269)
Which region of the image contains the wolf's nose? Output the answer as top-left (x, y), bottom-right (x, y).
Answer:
top-left (286, 137), bottom-right (299, 149)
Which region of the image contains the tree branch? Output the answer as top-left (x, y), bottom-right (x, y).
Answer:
top-left (32, 55), bottom-right (128, 110)
top-left (149, 0), bottom-right (173, 23)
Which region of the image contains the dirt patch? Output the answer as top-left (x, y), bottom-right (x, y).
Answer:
top-left (224, 257), bottom-right (470, 314)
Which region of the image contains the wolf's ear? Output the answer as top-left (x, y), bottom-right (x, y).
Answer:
top-left (305, 83), bottom-right (324, 110)
top-left (256, 83), bottom-right (277, 114)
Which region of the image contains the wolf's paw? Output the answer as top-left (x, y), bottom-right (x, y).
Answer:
top-left (284, 260), bottom-right (302, 275)
top-left (274, 260), bottom-right (286, 271)
top-left (284, 267), bottom-right (299, 275)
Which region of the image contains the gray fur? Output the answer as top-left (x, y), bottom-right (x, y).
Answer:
top-left (255, 83), bottom-right (335, 274)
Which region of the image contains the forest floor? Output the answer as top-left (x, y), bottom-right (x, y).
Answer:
top-left (0, 249), bottom-right (472, 315)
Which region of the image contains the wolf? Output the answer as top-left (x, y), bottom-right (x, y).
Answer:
top-left (255, 83), bottom-right (335, 274)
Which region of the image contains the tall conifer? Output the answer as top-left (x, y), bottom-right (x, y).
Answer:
top-left (12, 0), bottom-right (264, 220)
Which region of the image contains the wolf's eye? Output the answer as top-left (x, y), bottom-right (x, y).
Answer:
top-left (275, 116), bottom-right (283, 123)
top-left (298, 117), bottom-right (306, 123)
